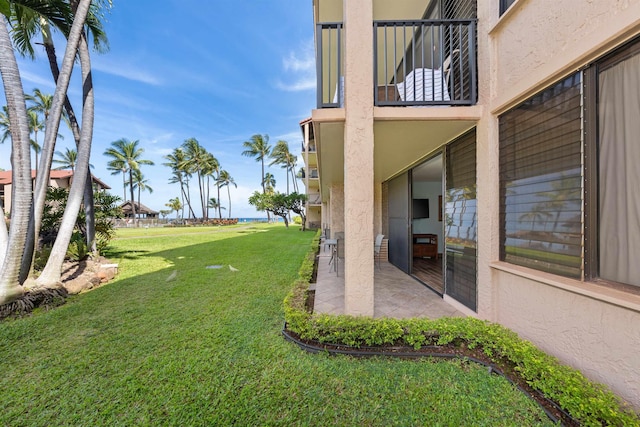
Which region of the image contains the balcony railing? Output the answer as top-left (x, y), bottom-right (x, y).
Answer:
top-left (316, 22), bottom-right (343, 109)
top-left (374, 19), bottom-right (476, 106)
top-left (307, 193), bottom-right (321, 205)
top-left (316, 20), bottom-right (476, 108)
top-left (301, 142), bottom-right (317, 153)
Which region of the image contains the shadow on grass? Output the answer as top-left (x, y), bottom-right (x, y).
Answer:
top-left (104, 225), bottom-right (315, 291)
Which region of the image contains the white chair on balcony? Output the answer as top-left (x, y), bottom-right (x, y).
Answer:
top-left (396, 68), bottom-right (450, 102)
top-left (396, 49), bottom-right (459, 103)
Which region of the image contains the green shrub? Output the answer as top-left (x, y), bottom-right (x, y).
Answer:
top-left (284, 235), bottom-right (640, 427)
top-left (33, 245), bottom-right (53, 272)
top-left (293, 215), bottom-right (302, 225)
top-left (66, 232), bottom-right (89, 261)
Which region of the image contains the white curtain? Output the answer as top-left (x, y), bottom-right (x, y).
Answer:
top-left (598, 52), bottom-right (640, 286)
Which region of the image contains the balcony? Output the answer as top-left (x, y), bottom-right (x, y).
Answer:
top-left (301, 142), bottom-right (317, 153)
top-left (306, 193), bottom-right (322, 205)
top-left (316, 19), bottom-right (477, 108)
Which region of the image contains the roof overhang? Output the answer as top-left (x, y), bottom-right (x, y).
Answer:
top-left (311, 105), bottom-right (482, 199)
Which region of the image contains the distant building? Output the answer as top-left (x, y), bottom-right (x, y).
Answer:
top-left (0, 170), bottom-right (111, 214)
top-left (119, 200), bottom-right (158, 219)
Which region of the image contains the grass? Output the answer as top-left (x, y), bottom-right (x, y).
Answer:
top-left (0, 224), bottom-right (553, 426)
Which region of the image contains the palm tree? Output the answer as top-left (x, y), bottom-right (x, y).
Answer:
top-left (164, 147), bottom-right (196, 219)
top-left (202, 152), bottom-right (220, 220)
top-left (270, 140), bottom-right (294, 194)
top-left (35, 0), bottom-right (99, 287)
top-left (27, 110), bottom-right (43, 171)
top-left (106, 158), bottom-right (127, 201)
top-left (0, 105), bottom-right (12, 143)
top-left (207, 198), bottom-right (225, 217)
top-left (0, 14), bottom-right (32, 303)
top-left (199, 151), bottom-right (218, 221)
top-left (242, 134), bottom-right (272, 194)
top-left (217, 170), bottom-right (237, 218)
top-left (263, 172), bottom-right (276, 193)
top-left (127, 169), bottom-right (153, 218)
top-left (181, 138), bottom-right (210, 219)
top-left (26, 88), bottom-right (53, 122)
top-left (166, 197), bottom-right (182, 219)
top-left (103, 138), bottom-right (154, 220)
top-left (52, 147), bottom-right (78, 171)
top-left (11, 0), bottom-right (110, 273)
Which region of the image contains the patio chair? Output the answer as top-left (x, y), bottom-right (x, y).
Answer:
top-left (396, 49), bottom-right (459, 102)
top-left (321, 227), bottom-right (331, 252)
top-left (374, 234), bottom-right (384, 269)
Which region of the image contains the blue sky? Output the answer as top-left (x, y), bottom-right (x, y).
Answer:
top-left (0, 1), bottom-right (316, 218)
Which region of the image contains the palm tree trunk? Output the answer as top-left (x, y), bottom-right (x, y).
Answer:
top-left (37, 19), bottom-right (94, 287)
top-left (184, 178), bottom-right (196, 219)
top-left (122, 170), bottom-right (126, 201)
top-left (41, 32), bottom-right (97, 253)
top-left (23, 0), bottom-right (91, 281)
top-left (206, 175), bottom-right (210, 220)
top-left (217, 183), bottom-right (222, 219)
top-left (291, 166), bottom-right (299, 193)
top-left (227, 186), bottom-right (232, 218)
top-left (0, 208), bottom-right (8, 265)
top-left (261, 158), bottom-right (271, 222)
top-left (129, 168), bottom-right (136, 220)
top-left (0, 15), bottom-right (31, 303)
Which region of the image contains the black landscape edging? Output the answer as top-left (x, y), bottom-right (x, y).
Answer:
top-left (282, 325), bottom-right (570, 425)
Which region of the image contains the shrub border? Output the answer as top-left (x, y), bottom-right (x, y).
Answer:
top-left (282, 230), bottom-right (639, 427)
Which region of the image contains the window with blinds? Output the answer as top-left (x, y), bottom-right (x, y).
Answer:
top-left (445, 129), bottom-right (477, 311)
top-left (498, 73), bottom-right (583, 278)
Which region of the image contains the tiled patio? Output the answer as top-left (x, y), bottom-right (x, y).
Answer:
top-left (314, 250), bottom-right (464, 319)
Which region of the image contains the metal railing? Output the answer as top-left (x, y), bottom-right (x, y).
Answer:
top-left (307, 193), bottom-right (321, 205)
top-left (316, 22), bottom-right (343, 108)
top-left (301, 142), bottom-right (317, 153)
top-left (374, 19), bottom-right (476, 106)
top-left (316, 19), bottom-right (476, 108)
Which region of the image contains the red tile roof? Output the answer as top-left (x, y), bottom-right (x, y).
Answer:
top-left (0, 170), bottom-right (110, 189)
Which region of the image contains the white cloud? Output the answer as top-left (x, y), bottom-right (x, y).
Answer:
top-left (283, 51), bottom-right (314, 73)
top-left (276, 39), bottom-right (316, 93)
top-left (275, 77), bottom-right (316, 92)
top-left (93, 58), bottom-right (163, 86)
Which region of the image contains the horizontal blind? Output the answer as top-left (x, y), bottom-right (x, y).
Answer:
top-left (445, 129), bottom-right (477, 311)
top-left (499, 73), bottom-right (583, 278)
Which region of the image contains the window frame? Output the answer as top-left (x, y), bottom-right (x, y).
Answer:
top-left (499, 0), bottom-right (516, 16)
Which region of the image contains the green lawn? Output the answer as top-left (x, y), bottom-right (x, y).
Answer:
top-left (0, 224), bottom-right (552, 426)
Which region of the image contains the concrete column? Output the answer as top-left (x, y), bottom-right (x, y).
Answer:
top-left (475, 0), bottom-right (499, 321)
top-left (343, 0), bottom-right (375, 316)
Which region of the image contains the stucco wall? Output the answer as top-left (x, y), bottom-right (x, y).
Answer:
top-left (491, 0), bottom-right (640, 110)
top-left (329, 183), bottom-right (344, 235)
top-left (492, 269), bottom-right (640, 407)
top-left (477, 0), bottom-right (640, 409)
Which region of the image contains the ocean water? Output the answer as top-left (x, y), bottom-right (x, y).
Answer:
top-left (236, 218), bottom-right (284, 223)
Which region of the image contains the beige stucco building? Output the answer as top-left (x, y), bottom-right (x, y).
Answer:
top-left (0, 170), bottom-right (110, 215)
top-left (301, 0), bottom-right (640, 409)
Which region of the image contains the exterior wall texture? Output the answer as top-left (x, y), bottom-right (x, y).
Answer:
top-left (312, 0), bottom-right (640, 408)
top-left (342, 0), bottom-right (375, 316)
top-left (480, 0), bottom-right (640, 408)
